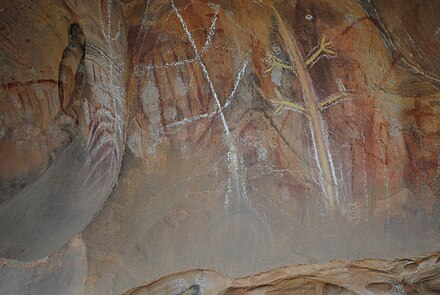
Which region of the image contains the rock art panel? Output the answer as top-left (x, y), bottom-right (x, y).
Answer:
top-left (0, 0), bottom-right (439, 294)
top-left (82, 0), bottom-right (440, 293)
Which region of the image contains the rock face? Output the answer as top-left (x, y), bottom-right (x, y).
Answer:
top-left (123, 252), bottom-right (440, 295)
top-left (0, 0), bottom-right (127, 261)
top-left (0, 236), bottom-right (87, 295)
top-left (0, 0), bottom-right (440, 294)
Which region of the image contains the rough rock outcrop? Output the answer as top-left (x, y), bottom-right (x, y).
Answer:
top-left (123, 252), bottom-right (440, 294)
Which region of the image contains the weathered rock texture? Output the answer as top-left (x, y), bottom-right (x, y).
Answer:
top-left (0, 0), bottom-right (127, 261)
top-left (123, 252), bottom-right (440, 294)
top-left (0, 236), bottom-right (87, 295)
top-left (0, 0), bottom-right (439, 294)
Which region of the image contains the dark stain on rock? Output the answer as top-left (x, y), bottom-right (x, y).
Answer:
top-left (58, 23), bottom-right (85, 119)
top-left (178, 284), bottom-right (199, 295)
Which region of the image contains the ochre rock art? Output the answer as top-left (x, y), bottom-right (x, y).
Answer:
top-left (0, 0), bottom-right (439, 294)
top-left (262, 3), bottom-right (353, 210)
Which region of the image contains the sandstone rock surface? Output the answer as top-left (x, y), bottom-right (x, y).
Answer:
top-left (0, 0), bottom-right (439, 294)
top-left (0, 0), bottom-right (127, 261)
top-left (123, 252), bottom-right (440, 294)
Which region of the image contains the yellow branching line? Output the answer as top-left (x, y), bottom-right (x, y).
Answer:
top-left (306, 36), bottom-right (336, 65)
top-left (263, 52), bottom-right (295, 74)
top-left (254, 0), bottom-right (281, 5)
top-left (270, 99), bottom-right (308, 113)
top-left (319, 79), bottom-right (352, 109)
top-left (270, 88), bottom-right (308, 114)
top-left (258, 87), bottom-right (307, 114)
top-left (264, 36), bottom-right (336, 74)
top-left (319, 92), bottom-right (346, 109)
